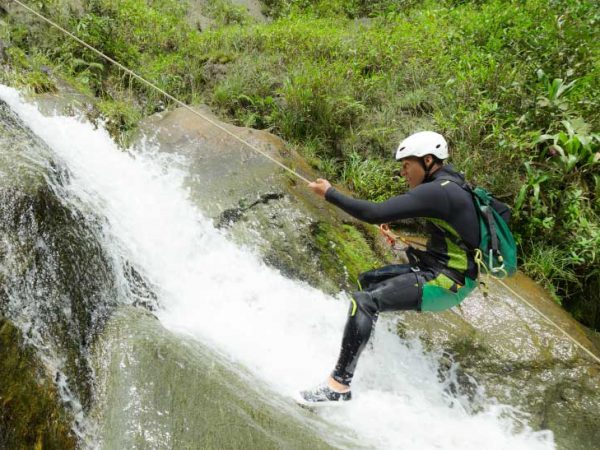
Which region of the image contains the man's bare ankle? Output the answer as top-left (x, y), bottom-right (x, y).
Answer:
top-left (328, 376), bottom-right (350, 393)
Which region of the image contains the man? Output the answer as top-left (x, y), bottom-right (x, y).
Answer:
top-left (302, 131), bottom-right (480, 403)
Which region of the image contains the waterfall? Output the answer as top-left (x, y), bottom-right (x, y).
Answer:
top-left (0, 85), bottom-right (554, 449)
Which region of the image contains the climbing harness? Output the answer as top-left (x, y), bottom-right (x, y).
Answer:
top-left (10, 0), bottom-right (600, 366)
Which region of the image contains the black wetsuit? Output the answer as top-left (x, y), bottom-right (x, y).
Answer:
top-left (325, 165), bottom-right (480, 386)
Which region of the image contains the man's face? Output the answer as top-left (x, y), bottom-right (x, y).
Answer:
top-left (399, 157), bottom-right (425, 189)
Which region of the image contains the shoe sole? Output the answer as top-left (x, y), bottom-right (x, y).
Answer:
top-left (294, 393), bottom-right (351, 410)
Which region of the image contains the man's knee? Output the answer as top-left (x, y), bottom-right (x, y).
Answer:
top-left (350, 291), bottom-right (378, 317)
top-left (357, 270), bottom-right (375, 291)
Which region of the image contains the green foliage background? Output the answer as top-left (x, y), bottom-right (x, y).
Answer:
top-left (1, 0), bottom-right (599, 328)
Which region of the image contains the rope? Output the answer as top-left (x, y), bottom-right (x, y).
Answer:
top-left (9, 0), bottom-right (311, 184)
top-left (496, 277), bottom-right (600, 365)
top-left (11, 0), bottom-right (423, 246)
top-left (12, 0), bottom-right (600, 366)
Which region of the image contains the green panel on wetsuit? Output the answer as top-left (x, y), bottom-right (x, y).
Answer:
top-left (445, 237), bottom-right (468, 272)
top-left (427, 218), bottom-right (470, 275)
top-left (428, 217), bottom-right (460, 238)
top-left (421, 277), bottom-right (477, 312)
top-left (427, 273), bottom-right (455, 290)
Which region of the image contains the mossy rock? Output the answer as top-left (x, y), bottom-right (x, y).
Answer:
top-left (311, 221), bottom-right (382, 290)
top-left (136, 105), bottom-right (393, 294)
top-left (0, 99), bottom-right (120, 410)
top-left (0, 318), bottom-right (76, 450)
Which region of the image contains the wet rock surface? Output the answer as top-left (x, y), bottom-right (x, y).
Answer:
top-left (399, 274), bottom-right (600, 449)
top-left (1, 87), bottom-right (346, 448)
top-left (139, 104), bottom-right (600, 449)
top-left (91, 306), bottom-right (341, 450)
top-left (0, 100), bottom-right (121, 409)
top-left (0, 318), bottom-right (77, 450)
top-left (0, 98), bottom-right (126, 445)
top-left (137, 105), bottom-right (389, 293)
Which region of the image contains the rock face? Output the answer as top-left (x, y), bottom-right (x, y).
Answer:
top-left (400, 274), bottom-right (600, 450)
top-left (0, 91), bottom-right (354, 449)
top-left (185, 0), bottom-right (267, 31)
top-left (91, 307), bottom-right (338, 450)
top-left (0, 319), bottom-right (77, 450)
top-left (138, 106), bottom-right (391, 293)
top-left (0, 98), bottom-right (123, 446)
top-left (138, 105), bottom-right (600, 450)
top-left (0, 100), bottom-right (121, 410)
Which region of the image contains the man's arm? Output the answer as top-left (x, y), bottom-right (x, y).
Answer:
top-left (308, 179), bottom-right (450, 224)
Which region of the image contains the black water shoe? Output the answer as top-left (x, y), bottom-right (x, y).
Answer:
top-left (299, 383), bottom-right (352, 404)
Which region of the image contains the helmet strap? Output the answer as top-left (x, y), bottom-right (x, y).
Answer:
top-left (419, 157), bottom-right (434, 180)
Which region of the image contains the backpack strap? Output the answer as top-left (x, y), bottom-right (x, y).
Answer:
top-left (434, 175), bottom-right (491, 287)
top-left (481, 204), bottom-right (500, 260)
top-left (433, 174), bottom-right (477, 253)
top-left (434, 174), bottom-right (471, 191)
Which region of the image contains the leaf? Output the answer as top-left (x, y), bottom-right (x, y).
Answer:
top-left (536, 68), bottom-right (546, 80)
top-left (556, 78), bottom-right (577, 98)
top-left (515, 184), bottom-right (528, 210)
top-left (548, 78), bottom-right (562, 100)
top-left (566, 154), bottom-right (578, 172)
top-left (564, 137), bottom-right (580, 156)
top-left (88, 62), bottom-right (104, 71)
top-left (542, 216), bottom-right (555, 229)
top-left (579, 134), bottom-right (592, 147)
top-left (566, 117), bottom-right (591, 135)
top-left (557, 131), bottom-right (569, 145)
top-left (536, 97), bottom-right (550, 108)
top-left (71, 58), bottom-right (88, 68)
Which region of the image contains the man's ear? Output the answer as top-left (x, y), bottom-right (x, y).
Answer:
top-left (423, 154), bottom-right (433, 166)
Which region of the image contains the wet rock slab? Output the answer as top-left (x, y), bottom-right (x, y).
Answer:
top-left (138, 104), bottom-right (600, 449)
top-left (91, 306), bottom-right (339, 450)
top-left (398, 274), bottom-right (600, 450)
top-left (137, 106), bottom-right (390, 293)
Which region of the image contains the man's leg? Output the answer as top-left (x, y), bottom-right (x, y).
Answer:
top-left (299, 268), bottom-right (429, 403)
top-left (357, 264), bottom-right (413, 290)
top-left (331, 269), bottom-right (424, 387)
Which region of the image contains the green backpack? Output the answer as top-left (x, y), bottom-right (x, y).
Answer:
top-left (438, 176), bottom-right (518, 278)
top-left (470, 186), bottom-right (518, 278)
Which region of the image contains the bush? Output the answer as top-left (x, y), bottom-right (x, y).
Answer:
top-left (514, 117), bottom-right (599, 319)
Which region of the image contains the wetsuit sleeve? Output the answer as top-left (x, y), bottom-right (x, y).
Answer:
top-left (324, 184), bottom-right (450, 224)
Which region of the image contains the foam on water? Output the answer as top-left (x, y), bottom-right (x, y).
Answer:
top-left (0, 86), bottom-right (555, 449)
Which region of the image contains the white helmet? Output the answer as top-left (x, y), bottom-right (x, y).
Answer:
top-left (395, 131), bottom-right (448, 161)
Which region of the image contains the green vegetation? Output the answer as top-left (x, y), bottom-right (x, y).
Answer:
top-left (1, 0), bottom-right (599, 328)
top-left (313, 222), bottom-right (386, 288)
top-left (0, 319), bottom-right (76, 450)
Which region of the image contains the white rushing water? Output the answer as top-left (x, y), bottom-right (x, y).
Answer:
top-left (0, 86), bottom-right (555, 450)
